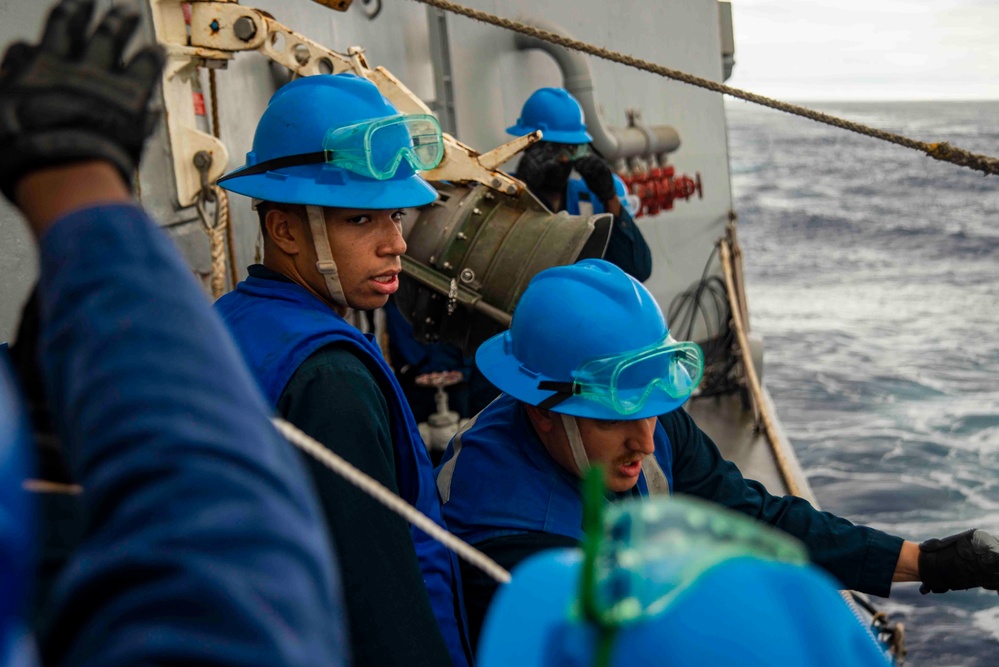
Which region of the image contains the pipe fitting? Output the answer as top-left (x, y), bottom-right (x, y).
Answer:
top-left (514, 19), bottom-right (680, 161)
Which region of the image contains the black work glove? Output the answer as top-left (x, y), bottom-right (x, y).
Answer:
top-left (516, 143), bottom-right (573, 196)
top-left (0, 0), bottom-right (165, 202)
top-left (573, 154), bottom-right (617, 204)
top-left (918, 529), bottom-right (999, 595)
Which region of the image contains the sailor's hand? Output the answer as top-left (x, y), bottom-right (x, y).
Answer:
top-left (573, 154), bottom-right (617, 204)
top-left (0, 0), bottom-right (165, 203)
top-left (516, 144), bottom-right (573, 196)
top-left (918, 529), bottom-right (999, 595)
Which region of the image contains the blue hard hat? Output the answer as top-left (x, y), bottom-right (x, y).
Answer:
top-left (506, 87), bottom-right (593, 144)
top-left (477, 549), bottom-right (893, 667)
top-left (476, 259), bottom-right (693, 420)
top-left (219, 74), bottom-right (439, 209)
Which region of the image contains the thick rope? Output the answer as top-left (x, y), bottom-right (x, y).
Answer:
top-left (195, 184), bottom-right (230, 299)
top-left (409, 0), bottom-right (999, 177)
top-left (272, 417), bottom-right (513, 584)
top-left (208, 68), bottom-right (241, 291)
top-left (209, 187), bottom-right (230, 298)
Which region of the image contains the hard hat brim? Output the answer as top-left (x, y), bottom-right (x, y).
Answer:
top-left (218, 164), bottom-right (440, 209)
top-left (477, 549), bottom-right (581, 667)
top-left (476, 331), bottom-right (687, 420)
top-left (505, 123), bottom-right (593, 145)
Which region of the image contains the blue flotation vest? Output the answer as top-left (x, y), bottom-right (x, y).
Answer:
top-left (564, 177), bottom-right (608, 217)
top-left (215, 275), bottom-right (469, 667)
top-left (436, 394), bottom-right (675, 545)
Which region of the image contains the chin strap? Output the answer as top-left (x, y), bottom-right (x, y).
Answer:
top-left (561, 412), bottom-right (670, 494)
top-left (306, 204), bottom-right (348, 308)
top-left (641, 455), bottom-right (670, 495)
top-left (560, 413), bottom-right (591, 477)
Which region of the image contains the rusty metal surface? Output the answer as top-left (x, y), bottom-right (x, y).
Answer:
top-left (397, 182), bottom-right (612, 353)
top-left (179, 1), bottom-right (535, 194)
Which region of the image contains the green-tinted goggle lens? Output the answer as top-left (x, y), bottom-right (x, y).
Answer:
top-left (322, 113), bottom-right (444, 180)
top-left (573, 335), bottom-right (705, 416)
top-left (589, 496), bottom-right (810, 627)
top-left (563, 143), bottom-right (591, 161)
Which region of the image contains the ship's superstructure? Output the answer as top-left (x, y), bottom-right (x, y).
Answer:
top-left (0, 0), bottom-right (735, 343)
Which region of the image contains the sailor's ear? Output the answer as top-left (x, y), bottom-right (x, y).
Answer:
top-left (265, 205), bottom-right (305, 255)
top-left (525, 404), bottom-right (555, 434)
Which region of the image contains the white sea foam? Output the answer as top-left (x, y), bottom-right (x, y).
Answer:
top-left (972, 608), bottom-right (999, 644)
top-left (731, 99), bottom-right (999, 666)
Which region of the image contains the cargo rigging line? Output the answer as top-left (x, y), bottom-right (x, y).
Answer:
top-left (408, 0), bottom-right (999, 178)
top-left (272, 418), bottom-right (513, 584)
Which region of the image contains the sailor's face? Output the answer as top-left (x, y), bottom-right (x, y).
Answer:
top-left (551, 415), bottom-right (658, 493)
top-left (319, 206), bottom-right (408, 311)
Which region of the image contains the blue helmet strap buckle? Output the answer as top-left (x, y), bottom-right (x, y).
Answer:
top-left (537, 380), bottom-right (580, 410)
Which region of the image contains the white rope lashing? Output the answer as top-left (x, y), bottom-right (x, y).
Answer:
top-left (272, 417), bottom-right (512, 584)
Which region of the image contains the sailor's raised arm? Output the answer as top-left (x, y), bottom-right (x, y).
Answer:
top-left (0, 2), bottom-right (349, 664)
top-left (14, 162), bottom-right (130, 234)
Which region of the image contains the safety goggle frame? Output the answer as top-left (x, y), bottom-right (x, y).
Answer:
top-left (322, 113), bottom-right (445, 180)
top-left (570, 334), bottom-right (705, 416)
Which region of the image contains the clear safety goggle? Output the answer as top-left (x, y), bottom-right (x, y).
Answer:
top-left (536, 141), bottom-right (592, 162)
top-left (218, 113), bottom-right (444, 185)
top-left (321, 113), bottom-right (444, 180)
top-left (538, 334), bottom-right (705, 415)
top-left (572, 481), bottom-right (809, 667)
top-left (587, 496), bottom-right (809, 627)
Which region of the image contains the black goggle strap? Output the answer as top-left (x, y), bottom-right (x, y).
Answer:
top-left (217, 151), bottom-right (327, 184)
top-left (537, 380), bottom-right (580, 410)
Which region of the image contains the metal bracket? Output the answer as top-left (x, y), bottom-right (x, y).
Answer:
top-left (477, 131), bottom-right (542, 170)
top-left (150, 0), bottom-right (231, 207)
top-left (162, 0), bottom-right (528, 195)
top-left (421, 134), bottom-right (530, 195)
top-left (401, 255), bottom-right (512, 326)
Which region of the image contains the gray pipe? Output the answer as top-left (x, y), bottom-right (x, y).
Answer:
top-left (513, 19), bottom-right (680, 161)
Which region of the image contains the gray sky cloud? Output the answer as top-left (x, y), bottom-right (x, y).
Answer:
top-left (727, 0), bottom-right (999, 100)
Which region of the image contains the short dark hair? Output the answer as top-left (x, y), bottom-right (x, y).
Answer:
top-left (256, 201), bottom-right (306, 239)
top-left (256, 201), bottom-right (272, 238)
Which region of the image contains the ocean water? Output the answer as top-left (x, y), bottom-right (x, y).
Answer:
top-left (727, 100), bottom-right (999, 667)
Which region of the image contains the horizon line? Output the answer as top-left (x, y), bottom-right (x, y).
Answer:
top-left (724, 97), bottom-right (999, 105)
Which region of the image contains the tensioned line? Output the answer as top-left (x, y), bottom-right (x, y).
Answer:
top-left (410, 0), bottom-right (999, 177)
top-left (273, 418), bottom-right (513, 584)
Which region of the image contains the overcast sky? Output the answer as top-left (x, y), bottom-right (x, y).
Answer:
top-left (725, 0), bottom-right (999, 101)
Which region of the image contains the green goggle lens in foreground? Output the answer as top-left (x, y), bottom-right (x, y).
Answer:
top-left (322, 113), bottom-right (444, 180)
top-left (576, 472), bottom-right (810, 667)
top-left (588, 495), bottom-right (809, 626)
